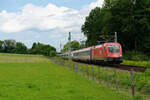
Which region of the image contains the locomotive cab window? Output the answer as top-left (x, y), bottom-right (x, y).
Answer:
top-left (108, 45), bottom-right (120, 53)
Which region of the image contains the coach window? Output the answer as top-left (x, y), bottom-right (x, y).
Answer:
top-left (77, 53), bottom-right (79, 56)
top-left (84, 51), bottom-right (88, 56)
top-left (74, 53), bottom-right (76, 56)
top-left (84, 51), bottom-right (86, 56)
top-left (88, 51), bottom-right (89, 55)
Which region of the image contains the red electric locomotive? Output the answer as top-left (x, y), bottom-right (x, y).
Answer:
top-left (71, 42), bottom-right (122, 64)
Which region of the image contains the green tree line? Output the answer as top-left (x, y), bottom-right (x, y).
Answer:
top-left (82, 0), bottom-right (150, 56)
top-left (61, 40), bottom-right (86, 53)
top-left (0, 39), bottom-right (56, 56)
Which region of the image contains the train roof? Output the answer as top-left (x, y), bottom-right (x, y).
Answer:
top-left (94, 42), bottom-right (121, 48)
top-left (103, 42), bottom-right (121, 45)
top-left (72, 47), bottom-right (91, 53)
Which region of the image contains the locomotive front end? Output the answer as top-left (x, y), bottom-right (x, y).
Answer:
top-left (105, 43), bottom-right (123, 63)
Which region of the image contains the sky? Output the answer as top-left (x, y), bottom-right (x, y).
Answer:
top-left (0, 0), bottom-right (104, 51)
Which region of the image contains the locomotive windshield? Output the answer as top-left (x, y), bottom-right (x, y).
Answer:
top-left (108, 45), bottom-right (120, 53)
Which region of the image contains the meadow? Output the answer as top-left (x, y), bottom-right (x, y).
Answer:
top-left (0, 53), bottom-right (135, 100)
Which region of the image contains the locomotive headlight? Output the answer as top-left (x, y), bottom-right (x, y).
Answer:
top-left (120, 54), bottom-right (122, 57)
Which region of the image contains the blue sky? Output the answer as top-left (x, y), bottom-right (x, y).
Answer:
top-left (0, 0), bottom-right (98, 12)
top-left (0, 0), bottom-right (104, 51)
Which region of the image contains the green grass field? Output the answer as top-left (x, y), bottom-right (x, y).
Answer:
top-left (0, 53), bottom-right (135, 100)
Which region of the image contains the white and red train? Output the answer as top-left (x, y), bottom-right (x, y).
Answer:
top-left (60, 42), bottom-right (123, 64)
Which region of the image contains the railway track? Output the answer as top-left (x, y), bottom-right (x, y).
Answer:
top-left (74, 61), bottom-right (147, 72)
top-left (104, 64), bottom-right (147, 72)
top-left (51, 57), bottom-right (147, 72)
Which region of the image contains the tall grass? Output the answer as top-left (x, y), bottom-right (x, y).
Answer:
top-left (0, 53), bottom-right (50, 63)
top-left (122, 60), bottom-right (150, 68)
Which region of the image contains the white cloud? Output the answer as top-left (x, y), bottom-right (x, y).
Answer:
top-left (0, 0), bottom-right (104, 33)
top-left (89, 0), bottom-right (104, 9)
top-left (80, 0), bottom-right (104, 17)
top-left (0, 0), bottom-right (104, 50)
top-left (0, 3), bottom-right (84, 33)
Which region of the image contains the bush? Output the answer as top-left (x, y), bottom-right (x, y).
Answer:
top-left (123, 51), bottom-right (150, 61)
top-left (49, 51), bottom-right (56, 57)
top-left (141, 84), bottom-right (150, 94)
top-left (133, 95), bottom-right (143, 100)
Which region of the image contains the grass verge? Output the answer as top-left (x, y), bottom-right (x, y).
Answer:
top-left (52, 57), bottom-right (150, 100)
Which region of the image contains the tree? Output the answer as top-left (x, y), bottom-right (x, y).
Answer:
top-left (82, 7), bottom-right (104, 46)
top-left (0, 40), bottom-right (4, 52)
top-left (82, 0), bottom-right (150, 55)
top-left (15, 42), bottom-right (27, 54)
top-left (109, 0), bottom-right (150, 52)
top-left (0, 39), bottom-right (56, 56)
top-left (29, 42), bottom-right (56, 56)
top-left (3, 39), bottom-right (16, 53)
top-left (61, 40), bottom-right (80, 52)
